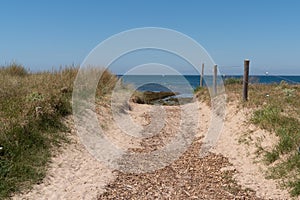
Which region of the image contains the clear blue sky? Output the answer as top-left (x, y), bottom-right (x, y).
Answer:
top-left (0, 0), bottom-right (299, 75)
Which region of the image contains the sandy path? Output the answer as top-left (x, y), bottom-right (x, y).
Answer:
top-left (14, 99), bottom-right (291, 199)
top-left (209, 101), bottom-right (290, 199)
top-left (99, 101), bottom-right (260, 199)
top-left (13, 118), bottom-right (115, 200)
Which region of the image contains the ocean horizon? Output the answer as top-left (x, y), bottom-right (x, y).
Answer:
top-left (119, 75), bottom-right (300, 97)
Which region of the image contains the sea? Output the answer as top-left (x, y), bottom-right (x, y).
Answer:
top-left (119, 75), bottom-right (300, 98)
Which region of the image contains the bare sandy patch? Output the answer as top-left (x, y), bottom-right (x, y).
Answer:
top-left (210, 101), bottom-right (290, 199)
top-left (13, 117), bottom-right (115, 200)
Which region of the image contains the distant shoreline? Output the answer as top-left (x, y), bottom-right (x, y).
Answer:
top-left (117, 74), bottom-right (300, 77)
top-left (118, 75), bottom-right (300, 95)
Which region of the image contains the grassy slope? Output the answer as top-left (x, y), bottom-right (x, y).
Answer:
top-left (195, 80), bottom-right (300, 196)
top-left (249, 83), bottom-right (300, 196)
top-left (0, 64), bottom-right (76, 198)
top-left (0, 64), bottom-right (118, 199)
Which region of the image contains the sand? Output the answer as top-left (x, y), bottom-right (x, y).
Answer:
top-left (14, 100), bottom-right (291, 199)
top-left (210, 102), bottom-right (290, 199)
top-left (13, 118), bottom-right (115, 200)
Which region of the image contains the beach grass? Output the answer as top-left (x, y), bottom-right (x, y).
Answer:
top-left (0, 64), bottom-right (118, 199)
top-left (195, 80), bottom-right (300, 196)
top-left (223, 77), bottom-right (243, 85)
top-left (0, 64), bottom-right (77, 198)
top-left (2, 67), bottom-right (300, 198)
top-left (249, 82), bottom-right (300, 196)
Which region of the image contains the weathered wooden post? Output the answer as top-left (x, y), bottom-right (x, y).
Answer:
top-left (200, 63), bottom-right (204, 87)
top-left (213, 65), bottom-right (217, 96)
top-left (243, 59), bottom-right (250, 101)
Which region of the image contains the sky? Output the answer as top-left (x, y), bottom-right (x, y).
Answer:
top-left (0, 0), bottom-right (299, 75)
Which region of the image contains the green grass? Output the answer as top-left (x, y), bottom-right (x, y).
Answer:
top-left (224, 77), bottom-right (243, 85)
top-left (0, 64), bottom-right (75, 198)
top-left (243, 83), bottom-right (300, 196)
top-left (251, 87), bottom-right (300, 196)
top-left (195, 81), bottom-right (300, 196)
top-left (0, 63), bottom-right (118, 198)
top-left (242, 82), bottom-right (300, 196)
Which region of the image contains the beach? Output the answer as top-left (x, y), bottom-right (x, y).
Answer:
top-left (14, 88), bottom-right (293, 199)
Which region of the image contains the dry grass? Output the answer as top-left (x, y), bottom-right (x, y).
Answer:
top-left (0, 64), bottom-right (77, 198)
top-left (0, 63), bottom-right (118, 199)
top-left (195, 80), bottom-right (300, 196)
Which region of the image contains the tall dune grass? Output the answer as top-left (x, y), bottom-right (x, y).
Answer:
top-left (0, 63), bottom-right (118, 198)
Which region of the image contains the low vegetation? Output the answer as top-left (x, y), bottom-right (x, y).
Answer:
top-left (2, 66), bottom-right (299, 198)
top-left (195, 80), bottom-right (300, 196)
top-left (0, 64), bottom-right (118, 199)
top-left (250, 82), bottom-right (300, 196)
top-left (224, 77), bottom-right (243, 85)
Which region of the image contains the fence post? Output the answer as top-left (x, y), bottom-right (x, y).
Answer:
top-left (213, 65), bottom-right (217, 96)
top-left (243, 59), bottom-right (250, 101)
top-left (200, 63), bottom-right (204, 87)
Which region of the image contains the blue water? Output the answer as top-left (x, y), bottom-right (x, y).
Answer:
top-left (119, 75), bottom-right (300, 97)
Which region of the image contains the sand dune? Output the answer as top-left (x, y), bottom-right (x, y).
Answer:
top-left (14, 100), bottom-right (289, 199)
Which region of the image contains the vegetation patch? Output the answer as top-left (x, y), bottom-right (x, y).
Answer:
top-left (0, 64), bottom-right (118, 199)
top-left (194, 81), bottom-right (300, 196)
top-left (251, 83), bottom-right (300, 196)
top-left (224, 77), bottom-right (243, 85)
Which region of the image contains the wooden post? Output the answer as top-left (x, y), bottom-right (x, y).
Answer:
top-left (213, 65), bottom-right (217, 96)
top-left (243, 59), bottom-right (250, 101)
top-left (200, 63), bottom-right (204, 87)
